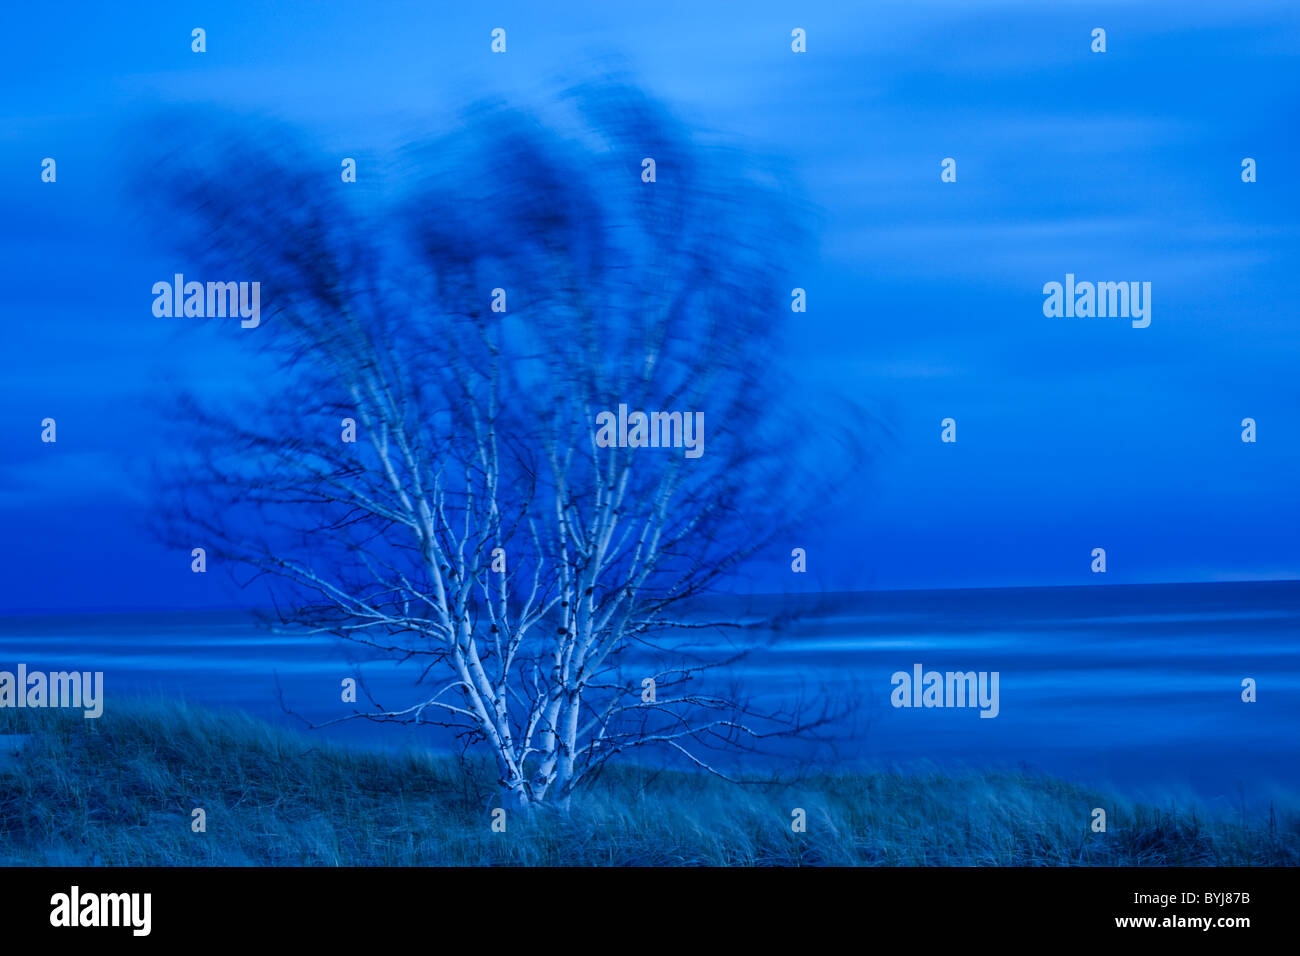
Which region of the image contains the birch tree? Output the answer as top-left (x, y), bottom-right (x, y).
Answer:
top-left (148, 81), bottom-right (840, 809)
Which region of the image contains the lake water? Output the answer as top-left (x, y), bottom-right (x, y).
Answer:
top-left (1, 580), bottom-right (1296, 811)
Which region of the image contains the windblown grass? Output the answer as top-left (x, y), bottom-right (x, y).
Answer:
top-left (0, 698), bottom-right (1293, 866)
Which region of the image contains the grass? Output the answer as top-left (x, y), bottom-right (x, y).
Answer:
top-left (0, 698), bottom-right (1294, 866)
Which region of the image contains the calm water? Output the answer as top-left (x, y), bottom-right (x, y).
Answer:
top-left (1, 581), bottom-right (1296, 810)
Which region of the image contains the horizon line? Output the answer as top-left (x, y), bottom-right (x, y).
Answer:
top-left (2, 576), bottom-right (1297, 620)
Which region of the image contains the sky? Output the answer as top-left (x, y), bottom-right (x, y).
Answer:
top-left (1, 0), bottom-right (1298, 611)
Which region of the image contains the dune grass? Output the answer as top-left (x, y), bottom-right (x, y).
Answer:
top-left (0, 698), bottom-right (1294, 866)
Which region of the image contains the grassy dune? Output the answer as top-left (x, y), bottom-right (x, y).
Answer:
top-left (0, 699), bottom-right (1294, 866)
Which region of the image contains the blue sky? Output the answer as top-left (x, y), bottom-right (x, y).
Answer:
top-left (2, 1), bottom-right (1298, 610)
